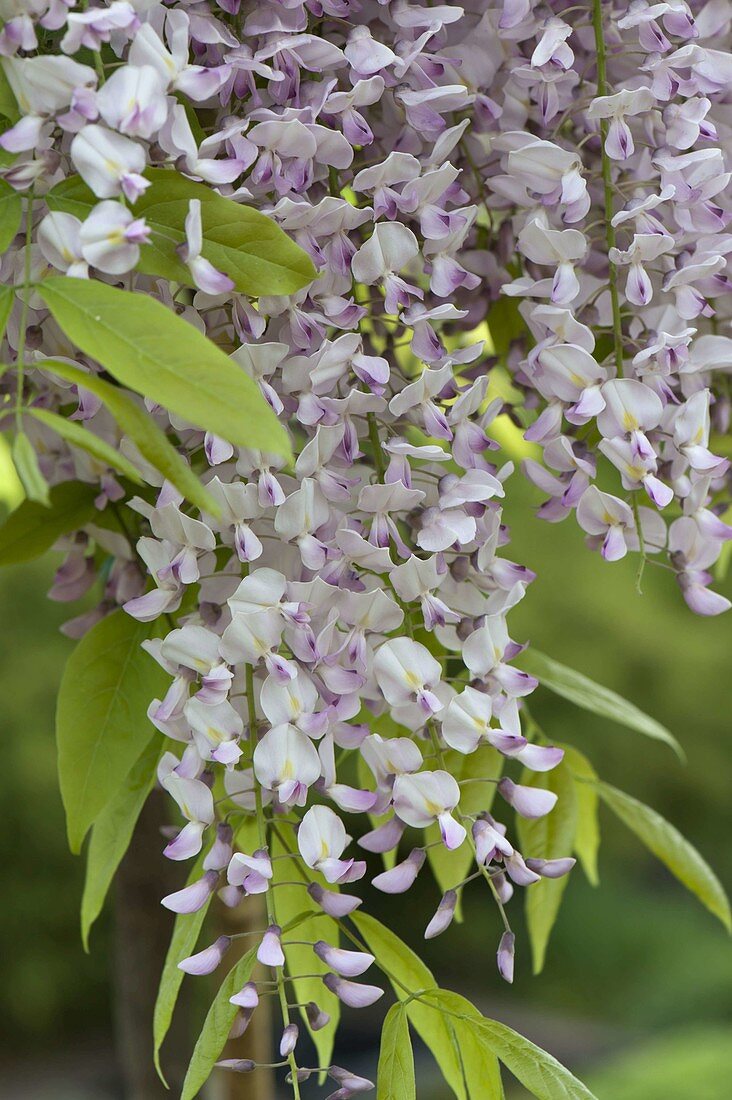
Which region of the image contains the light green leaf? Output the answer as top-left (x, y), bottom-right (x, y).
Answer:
top-left (47, 169), bottom-right (317, 296)
top-left (0, 64), bottom-right (19, 122)
top-left (517, 760), bottom-right (578, 974)
top-left (518, 648), bottom-right (684, 761)
top-left (0, 479), bottom-right (98, 566)
top-left (597, 781), bottom-right (731, 932)
top-left (352, 912), bottom-right (502, 1099)
top-left (26, 407), bottom-right (143, 485)
top-left (153, 849), bottom-right (214, 1085)
top-left (180, 947), bottom-right (258, 1100)
top-left (0, 179), bottom-right (21, 251)
top-left (38, 359), bottom-right (216, 515)
top-left (12, 430), bottom-right (49, 505)
top-left (426, 746), bottom-right (503, 918)
top-left (272, 827), bottom-right (340, 1070)
top-left (451, 1009), bottom-right (597, 1100)
top-left (377, 1004), bottom-right (416, 1100)
top-left (56, 608), bottom-right (169, 853)
top-left (37, 277), bottom-right (291, 457)
top-left (0, 283), bottom-right (14, 344)
top-left (561, 745), bottom-right (600, 886)
top-left (425, 991), bottom-right (505, 1100)
top-left (81, 734), bottom-right (162, 950)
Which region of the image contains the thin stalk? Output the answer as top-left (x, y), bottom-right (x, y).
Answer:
top-left (247, 663), bottom-right (302, 1100)
top-left (15, 188), bottom-right (35, 431)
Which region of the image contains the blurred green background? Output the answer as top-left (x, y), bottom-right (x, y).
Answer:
top-left (0, 439), bottom-right (730, 1098)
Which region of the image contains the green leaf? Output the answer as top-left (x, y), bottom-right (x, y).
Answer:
top-left (153, 849), bottom-right (214, 1085)
top-left (81, 734), bottom-right (162, 950)
top-left (352, 912), bottom-right (502, 1100)
top-left (0, 479), bottom-right (98, 566)
top-left (461, 1012), bottom-right (597, 1100)
top-left (516, 760), bottom-right (578, 974)
top-left (0, 284), bottom-right (14, 344)
top-left (47, 168), bottom-right (317, 296)
top-left (425, 991), bottom-right (505, 1100)
top-left (180, 947), bottom-right (258, 1100)
top-left (426, 746), bottom-right (503, 917)
top-left (0, 64), bottom-right (19, 122)
top-left (26, 407), bottom-right (144, 485)
top-left (56, 608), bottom-right (169, 853)
top-left (518, 649), bottom-right (685, 761)
top-left (377, 1004), bottom-right (416, 1100)
top-left (12, 430), bottom-right (49, 505)
top-left (38, 359), bottom-right (216, 514)
top-left (597, 781), bottom-right (731, 932)
top-left (0, 179), bottom-right (21, 251)
top-left (37, 277), bottom-right (291, 457)
top-left (561, 745), bottom-right (600, 886)
top-left (272, 827), bottom-right (340, 1070)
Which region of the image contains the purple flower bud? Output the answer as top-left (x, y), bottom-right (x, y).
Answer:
top-left (215, 1059), bottom-right (256, 1073)
top-left (228, 1008), bottom-right (253, 1039)
top-left (498, 777), bottom-right (558, 819)
top-left (305, 1000), bottom-right (331, 1031)
top-left (372, 848), bottom-right (425, 894)
top-left (178, 935), bottom-right (231, 976)
top-left (308, 883), bottom-right (363, 917)
top-left (229, 981), bottom-right (259, 1009)
top-left (497, 931), bottom-right (515, 984)
top-left (204, 824), bottom-right (234, 871)
top-left (425, 890), bottom-right (458, 939)
top-left (328, 1065), bottom-right (376, 1093)
top-left (279, 1022), bottom-right (299, 1057)
top-left (162, 870), bottom-right (218, 914)
top-left (525, 857), bottom-right (577, 879)
top-left (257, 925), bottom-right (285, 967)
top-left (314, 941), bottom-right (375, 977)
top-left (358, 816), bottom-right (405, 853)
top-left (323, 973), bottom-right (384, 1008)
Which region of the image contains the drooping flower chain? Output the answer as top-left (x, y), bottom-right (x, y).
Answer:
top-left (1, 0), bottom-right (730, 1092)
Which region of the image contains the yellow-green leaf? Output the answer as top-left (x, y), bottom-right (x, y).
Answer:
top-left (47, 168), bottom-right (317, 296)
top-left (352, 912), bottom-right (503, 1099)
top-left (426, 746), bottom-right (503, 920)
top-left (517, 759), bottom-right (578, 974)
top-left (0, 479), bottom-right (98, 565)
top-left (56, 609), bottom-right (169, 853)
top-left (81, 734), bottom-right (163, 949)
top-left (26, 406), bottom-right (144, 485)
top-left (518, 649), bottom-right (684, 761)
top-left (561, 744), bottom-right (600, 886)
top-left (377, 1004), bottom-right (416, 1100)
top-left (38, 359), bottom-right (217, 514)
top-left (597, 781), bottom-right (731, 932)
top-left (0, 178), bottom-right (21, 251)
top-left (272, 825), bottom-right (340, 1070)
top-left (12, 430), bottom-right (50, 504)
top-left (153, 848), bottom-right (214, 1086)
top-left (180, 947), bottom-right (258, 1100)
top-left (37, 277), bottom-right (291, 457)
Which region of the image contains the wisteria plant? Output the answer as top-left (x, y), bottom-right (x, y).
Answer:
top-left (1, 0), bottom-right (731, 1096)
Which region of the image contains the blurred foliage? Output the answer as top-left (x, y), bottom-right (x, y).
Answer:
top-left (0, 466), bottom-right (729, 1097)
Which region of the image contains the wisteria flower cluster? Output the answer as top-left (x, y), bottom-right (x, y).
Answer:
top-left (0, 0), bottom-right (730, 1096)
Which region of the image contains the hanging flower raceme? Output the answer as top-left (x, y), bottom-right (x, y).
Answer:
top-left (1, 0), bottom-right (729, 1094)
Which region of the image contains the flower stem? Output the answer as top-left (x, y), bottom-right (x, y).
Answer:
top-left (246, 663), bottom-right (302, 1100)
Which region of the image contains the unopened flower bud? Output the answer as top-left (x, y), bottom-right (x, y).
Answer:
top-left (424, 890), bottom-right (458, 939)
top-left (279, 1022), bottom-right (299, 1057)
top-left (497, 931), bottom-right (515, 984)
top-left (178, 935), bottom-right (231, 976)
